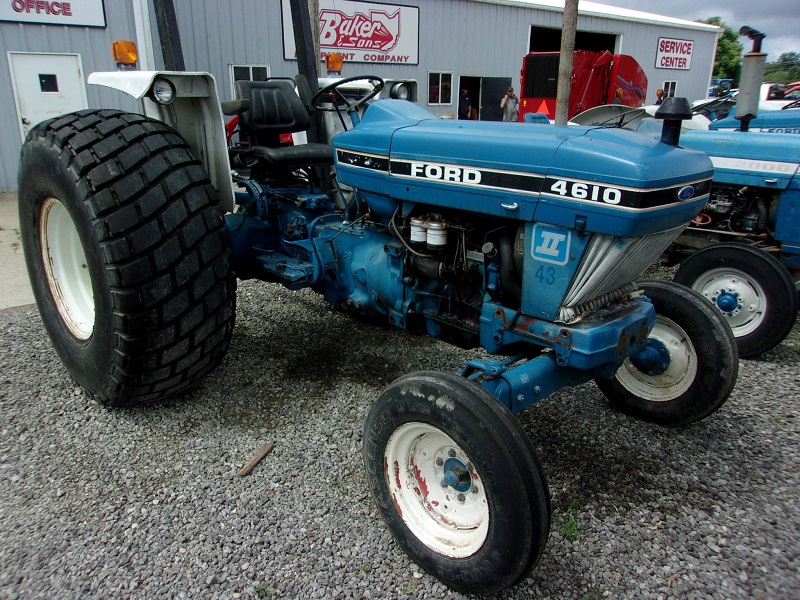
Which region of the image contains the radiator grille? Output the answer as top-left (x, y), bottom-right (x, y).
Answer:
top-left (557, 225), bottom-right (685, 322)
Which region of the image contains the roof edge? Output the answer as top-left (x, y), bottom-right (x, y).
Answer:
top-left (464, 0), bottom-right (722, 33)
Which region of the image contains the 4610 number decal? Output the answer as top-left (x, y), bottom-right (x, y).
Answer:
top-left (549, 179), bottom-right (622, 205)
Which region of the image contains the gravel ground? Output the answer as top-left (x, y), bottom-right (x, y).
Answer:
top-left (1, 279), bottom-right (799, 599)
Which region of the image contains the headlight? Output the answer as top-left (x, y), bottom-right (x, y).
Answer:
top-left (390, 83), bottom-right (410, 100)
top-left (151, 78), bottom-right (176, 105)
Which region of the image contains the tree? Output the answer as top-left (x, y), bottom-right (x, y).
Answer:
top-left (764, 52), bottom-right (800, 84)
top-left (699, 17), bottom-right (744, 86)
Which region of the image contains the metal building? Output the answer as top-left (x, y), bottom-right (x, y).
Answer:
top-left (0, 0), bottom-right (721, 191)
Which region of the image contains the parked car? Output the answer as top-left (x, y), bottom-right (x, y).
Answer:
top-left (692, 83), bottom-right (795, 121)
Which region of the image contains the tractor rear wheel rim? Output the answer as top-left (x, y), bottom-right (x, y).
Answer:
top-left (40, 197), bottom-right (95, 340)
top-left (384, 422), bottom-right (489, 558)
top-left (693, 267), bottom-right (765, 336)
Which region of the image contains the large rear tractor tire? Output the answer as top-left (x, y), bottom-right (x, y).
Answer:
top-left (674, 242), bottom-right (798, 357)
top-left (18, 109), bottom-right (236, 406)
top-left (595, 280), bottom-right (738, 426)
top-left (363, 371), bottom-right (551, 594)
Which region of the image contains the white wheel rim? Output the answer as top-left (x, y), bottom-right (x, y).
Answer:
top-left (615, 316), bottom-right (697, 401)
top-left (384, 422), bottom-right (489, 558)
top-left (691, 267), bottom-right (765, 336)
top-left (40, 197), bottom-right (95, 340)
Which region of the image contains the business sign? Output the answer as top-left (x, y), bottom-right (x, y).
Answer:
top-left (655, 37), bottom-right (694, 70)
top-left (0, 0), bottom-right (105, 27)
top-left (281, 0), bottom-right (419, 65)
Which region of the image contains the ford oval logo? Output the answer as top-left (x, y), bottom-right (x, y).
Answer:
top-left (678, 185), bottom-right (695, 200)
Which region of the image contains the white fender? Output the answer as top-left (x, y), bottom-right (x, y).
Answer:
top-left (88, 71), bottom-right (235, 212)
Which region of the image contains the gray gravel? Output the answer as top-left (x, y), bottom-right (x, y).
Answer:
top-left (1, 279), bottom-right (799, 599)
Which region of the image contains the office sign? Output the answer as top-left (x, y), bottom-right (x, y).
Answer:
top-left (1, 0), bottom-right (106, 27)
top-left (282, 0), bottom-right (419, 65)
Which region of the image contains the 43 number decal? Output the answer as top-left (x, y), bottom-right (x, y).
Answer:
top-left (550, 179), bottom-right (622, 205)
top-left (535, 265), bottom-right (556, 285)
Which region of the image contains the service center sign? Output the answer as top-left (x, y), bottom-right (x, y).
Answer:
top-left (281, 0), bottom-right (419, 65)
top-left (0, 0), bottom-right (105, 27)
top-left (655, 37), bottom-right (693, 70)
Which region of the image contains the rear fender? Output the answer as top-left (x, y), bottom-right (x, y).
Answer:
top-left (88, 71), bottom-right (235, 212)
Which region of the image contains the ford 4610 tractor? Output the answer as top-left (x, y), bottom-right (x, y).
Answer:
top-left (17, 72), bottom-right (737, 593)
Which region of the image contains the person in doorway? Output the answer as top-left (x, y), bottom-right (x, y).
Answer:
top-left (612, 88), bottom-right (623, 104)
top-left (655, 88), bottom-right (665, 105)
top-left (458, 87), bottom-right (472, 120)
top-left (501, 87), bottom-right (519, 122)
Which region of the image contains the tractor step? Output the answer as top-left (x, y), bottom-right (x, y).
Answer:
top-left (257, 251), bottom-right (314, 284)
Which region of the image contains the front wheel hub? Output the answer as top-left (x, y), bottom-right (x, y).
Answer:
top-left (712, 288), bottom-right (741, 315)
top-left (442, 457), bottom-right (473, 493)
top-left (629, 338), bottom-right (670, 377)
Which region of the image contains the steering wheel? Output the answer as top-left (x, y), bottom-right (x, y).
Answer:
top-left (310, 75), bottom-right (385, 113)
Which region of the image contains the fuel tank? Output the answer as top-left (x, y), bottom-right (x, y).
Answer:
top-left (333, 100), bottom-right (713, 237)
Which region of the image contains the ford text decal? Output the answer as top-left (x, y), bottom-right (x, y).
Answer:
top-left (410, 162), bottom-right (482, 183)
top-left (390, 159), bottom-right (543, 194)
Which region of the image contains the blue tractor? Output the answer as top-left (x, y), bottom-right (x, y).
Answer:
top-left (573, 99), bottom-right (800, 357)
top-left (667, 124), bottom-right (800, 357)
top-left (16, 72), bottom-right (738, 593)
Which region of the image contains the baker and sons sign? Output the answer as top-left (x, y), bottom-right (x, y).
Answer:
top-left (281, 0), bottom-right (419, 65)
top-left (0, 0), bottom-right (105, 27)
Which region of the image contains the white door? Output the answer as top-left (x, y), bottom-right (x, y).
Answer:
top-left (7, 52), bottom-right (89, 142)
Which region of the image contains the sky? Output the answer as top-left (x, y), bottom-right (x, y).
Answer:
top-left (595, 0), bottom-right (800, 61)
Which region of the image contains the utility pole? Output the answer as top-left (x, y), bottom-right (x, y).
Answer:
top-left (309, 0), bottom-right (320, 76)
top-left (288, 0), bottom-right (324, 145)
top-left (152, 0), bottom-right (185, 71)
top-left (554, 0), bottom-right (579, 125)
top-left (289, 0), bottom-right (321, 89)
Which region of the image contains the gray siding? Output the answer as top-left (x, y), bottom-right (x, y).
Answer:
top-left (165, 0), bottom-right (717, 109)
top-left (169, 0), bottom-right (716, 110)
top-left (0, 3), bottom-right (140, 191)
top-left (0, 0), bottom-right (719, 191)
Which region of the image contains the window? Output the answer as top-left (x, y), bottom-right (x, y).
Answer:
top-left (428, 72), bottom-right (452, 105)
top-left (39, 74), bottom-right (58, 93)
top-left (230, 64), bottom-right (271, 97)
top-left (662, 81), bottom-right (677, 98)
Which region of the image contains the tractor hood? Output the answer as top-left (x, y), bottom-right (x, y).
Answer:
top-left (679, 129), bottom-right (800, 191)
top-left (708, 110), bottom-right (800, 134)
top-left (333, 101), bottom-right (713, 236)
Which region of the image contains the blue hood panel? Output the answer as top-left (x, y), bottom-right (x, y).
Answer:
top-left (333, 101), bottom-right (713, 236)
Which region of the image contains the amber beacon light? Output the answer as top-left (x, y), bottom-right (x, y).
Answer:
top-left (112, 40), bottom-right (138, 70)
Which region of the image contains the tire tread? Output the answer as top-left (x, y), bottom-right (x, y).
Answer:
top-left (22, 109), bottom-right (236, 406)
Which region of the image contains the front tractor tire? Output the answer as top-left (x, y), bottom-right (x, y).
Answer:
top-left (363, 372), bottom-right (551, 594)
top-left (595, 280), bottom-right (738, 426)
top-left (673, 242), bottom-right (798, 357)
top-left (18, 109), bottom-right (236, 406)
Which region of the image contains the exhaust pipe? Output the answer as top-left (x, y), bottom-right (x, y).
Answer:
top-left (655, 97), bottom-right (692, 146)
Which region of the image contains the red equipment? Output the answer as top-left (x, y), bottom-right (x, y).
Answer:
top-left (519, 50), bottom-right (647, 121)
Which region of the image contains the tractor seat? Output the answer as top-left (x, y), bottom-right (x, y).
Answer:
top-left (234, 79), bottom-right (333, 169)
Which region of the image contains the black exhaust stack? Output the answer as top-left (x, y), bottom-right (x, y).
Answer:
top-left (655, 97), bottom-right (692, 146)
